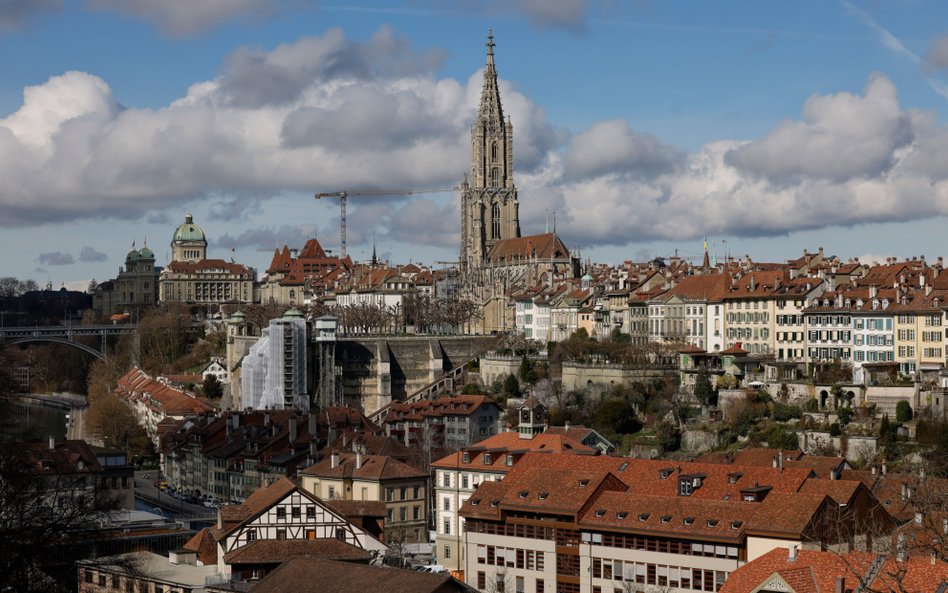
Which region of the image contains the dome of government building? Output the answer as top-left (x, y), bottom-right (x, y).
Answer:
top-left (173, 213), bottom-right (206, 243)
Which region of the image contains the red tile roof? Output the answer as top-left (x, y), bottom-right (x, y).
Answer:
top-left (222, 538), bottom-right (370, 564)
top-left (301, 452), bottom-right (428, 481)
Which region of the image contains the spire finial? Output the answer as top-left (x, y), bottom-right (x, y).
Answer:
top-left (486, 29), bottom-right (495, 66)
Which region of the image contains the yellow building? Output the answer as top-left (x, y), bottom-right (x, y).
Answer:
top-left (300, 451), bottom-right (429, 544)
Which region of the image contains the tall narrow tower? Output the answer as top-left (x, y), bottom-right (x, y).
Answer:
top-left (460, 30), bottom-right (520, 279)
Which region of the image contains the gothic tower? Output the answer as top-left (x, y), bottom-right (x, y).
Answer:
top-left (460, 31), bottom-right (520, 278)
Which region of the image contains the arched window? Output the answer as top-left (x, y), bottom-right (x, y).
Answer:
top-left (491, 142), bottom-right (499, 162)
top-left (492, 203), bottom-right (501, 239)
top-left (491, 167), bottom-right (500, 187)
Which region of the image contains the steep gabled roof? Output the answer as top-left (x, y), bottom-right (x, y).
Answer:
top-left (488, 232), bottom-right (570, 264)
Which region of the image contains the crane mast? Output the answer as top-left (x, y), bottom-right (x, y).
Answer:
top-left (314, 188), bottom-right (460, 260)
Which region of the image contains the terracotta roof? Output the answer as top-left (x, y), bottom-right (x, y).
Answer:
top-left (488, 232), bottom-right (570, 264)
top-left (301, 453), bottom-right (428, 481)
top-left (250, 557), bottom-right (474, 593)
top-left (116, 367), bottom-right (213, 415)
top-left (663, 274), bottom-right (730, 302)
top-left (460, 453), bottom-right (835, 539)
top-left (325, 499), bottom-right (387, 518)
top-left (719, 548), bottom-right (870, 593)
top-left (222, 538), bottom-right (370, 564)
top-left (432, 431), bottom-right (594, 469)
top-left (182, 528), bottom-right (218, 565)
top-left (165, 258), bottom-right (252, 276)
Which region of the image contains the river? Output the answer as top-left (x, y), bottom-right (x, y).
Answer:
top-left (12, 401), bottom-right (69, 441)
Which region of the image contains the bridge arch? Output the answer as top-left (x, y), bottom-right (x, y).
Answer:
top-left (7, 337), bottom-right (105, 360)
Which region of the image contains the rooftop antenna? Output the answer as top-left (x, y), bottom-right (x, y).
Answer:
top-left (546, 209), bottom-right (549, 233)
top-left (552, 211), bottom-right (556, 233)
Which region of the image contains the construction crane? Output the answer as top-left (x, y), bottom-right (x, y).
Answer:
top-left (315, 188), bottom-right (460, 259)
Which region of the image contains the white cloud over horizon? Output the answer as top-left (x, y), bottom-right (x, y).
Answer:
top-left (2, 28), bottom-right (948, 257)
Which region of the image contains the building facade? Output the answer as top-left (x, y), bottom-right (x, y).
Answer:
top-left (159, 213), bottom-right (255, 307)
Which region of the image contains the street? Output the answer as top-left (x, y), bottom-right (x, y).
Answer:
top-left (134, 470), bottom-right (215, 518)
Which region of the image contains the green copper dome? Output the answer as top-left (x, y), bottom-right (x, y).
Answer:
top-left (126, 249), bottom-right (140, 262)
top-left (138, 246), bottom-right (154, 259)
top-left (173, 213), bottom-right (207, 243)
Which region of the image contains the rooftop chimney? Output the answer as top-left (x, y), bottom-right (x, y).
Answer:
top-left (834, 577), bottom-right (845, 593)
top-left (289, 416), bottom-right (298, 443)
top-left (309, 411), bottom-right (317, 435)
top-left (356, 451), bottom-right (363, 470)
top-left (788, 545), bottom-right (798, 562)
top-left (331, 451), bottom-right (340, 469)
top-left (48, 436), bottom-right (55, 451)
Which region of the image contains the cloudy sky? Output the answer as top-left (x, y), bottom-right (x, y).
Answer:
top-left (2, 0), bottom-right (948, 289)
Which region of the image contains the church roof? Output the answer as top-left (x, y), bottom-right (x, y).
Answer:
top-left (488, 232), bottom-right (570, 264)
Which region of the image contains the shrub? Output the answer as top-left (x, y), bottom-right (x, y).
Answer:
top-left (896, 400), bottom-right (913, 422)
top-left (829, 423), bottom-right (841, 437)
top-left (766, 425), bottom-right (800, 450)
top-left (804, 398), bottom-right (819, 413)
top-left (836, 407), bottom-right (854, 426)
top-left (773, 403), bottom-right (803, 422)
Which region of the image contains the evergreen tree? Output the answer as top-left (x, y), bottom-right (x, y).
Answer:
top-left (694, 366), bottom-right (715, 406)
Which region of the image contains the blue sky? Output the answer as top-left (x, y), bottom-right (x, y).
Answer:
top-left (2, 0), bottom-right (948, 289)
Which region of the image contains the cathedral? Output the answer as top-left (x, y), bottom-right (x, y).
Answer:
top-left (460, 32), bottom-right (578, 332)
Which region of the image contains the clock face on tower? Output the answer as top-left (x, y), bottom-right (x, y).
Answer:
top-left (520, 408), bottom-right (531, 423)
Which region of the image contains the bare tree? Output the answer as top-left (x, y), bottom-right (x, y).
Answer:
top-left (485, 566), bottom-right (512, 593)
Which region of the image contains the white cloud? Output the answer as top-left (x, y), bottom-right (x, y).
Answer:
top-left (537, 74), bottom-right (948, 248)
top-left (725, 75), bottom-right (923, 182)
top-left (3, 27), bottom-right (948, 257)
top-left (85, 0), bottom-right (283, 37)
top-left (0, 29), bottom-right (553, 227)
top-left (565, 119), bottom-right (683, 179)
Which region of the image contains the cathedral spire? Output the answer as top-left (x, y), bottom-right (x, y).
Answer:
top-left (478, 29), bottom-right (504, 124)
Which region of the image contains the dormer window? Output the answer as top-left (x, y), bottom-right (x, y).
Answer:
top-left (462, 452), bottom-right (470, 463)
top-left (727, 472), bottom-right (743, 484)
top-left (506, 454), bottom-right (514, 467)
top-left (579, 479), bottom-right (590, 488)
top-left (683, 517), bottom-right (695, 526)
top-left (706, 519), bottom-right (718, 528)
top-left (470, 498), bottom-right (480, 507)
top-left (661, 515), bottom-right (671, 524)
top-left (483, 453), bottom-right (492, 465)
top-left (617, 511), bottom-right (628, 520)
top-left (731, 520), bottom-right (743, 530)
top-left (490, 500), bottom-right (499, 508)
top-left (518, 490), bottom-right (529, 499)
top-left (679, 479), bottom-right (693, 496)
top-left (595, 509), bottom-right (606, 518)
top-left (638, 513), bottom-right (650, 522)
top-left (659, 468), bottom-right (674, 479)
top-left (538, 492), bottom-right (548, 500)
